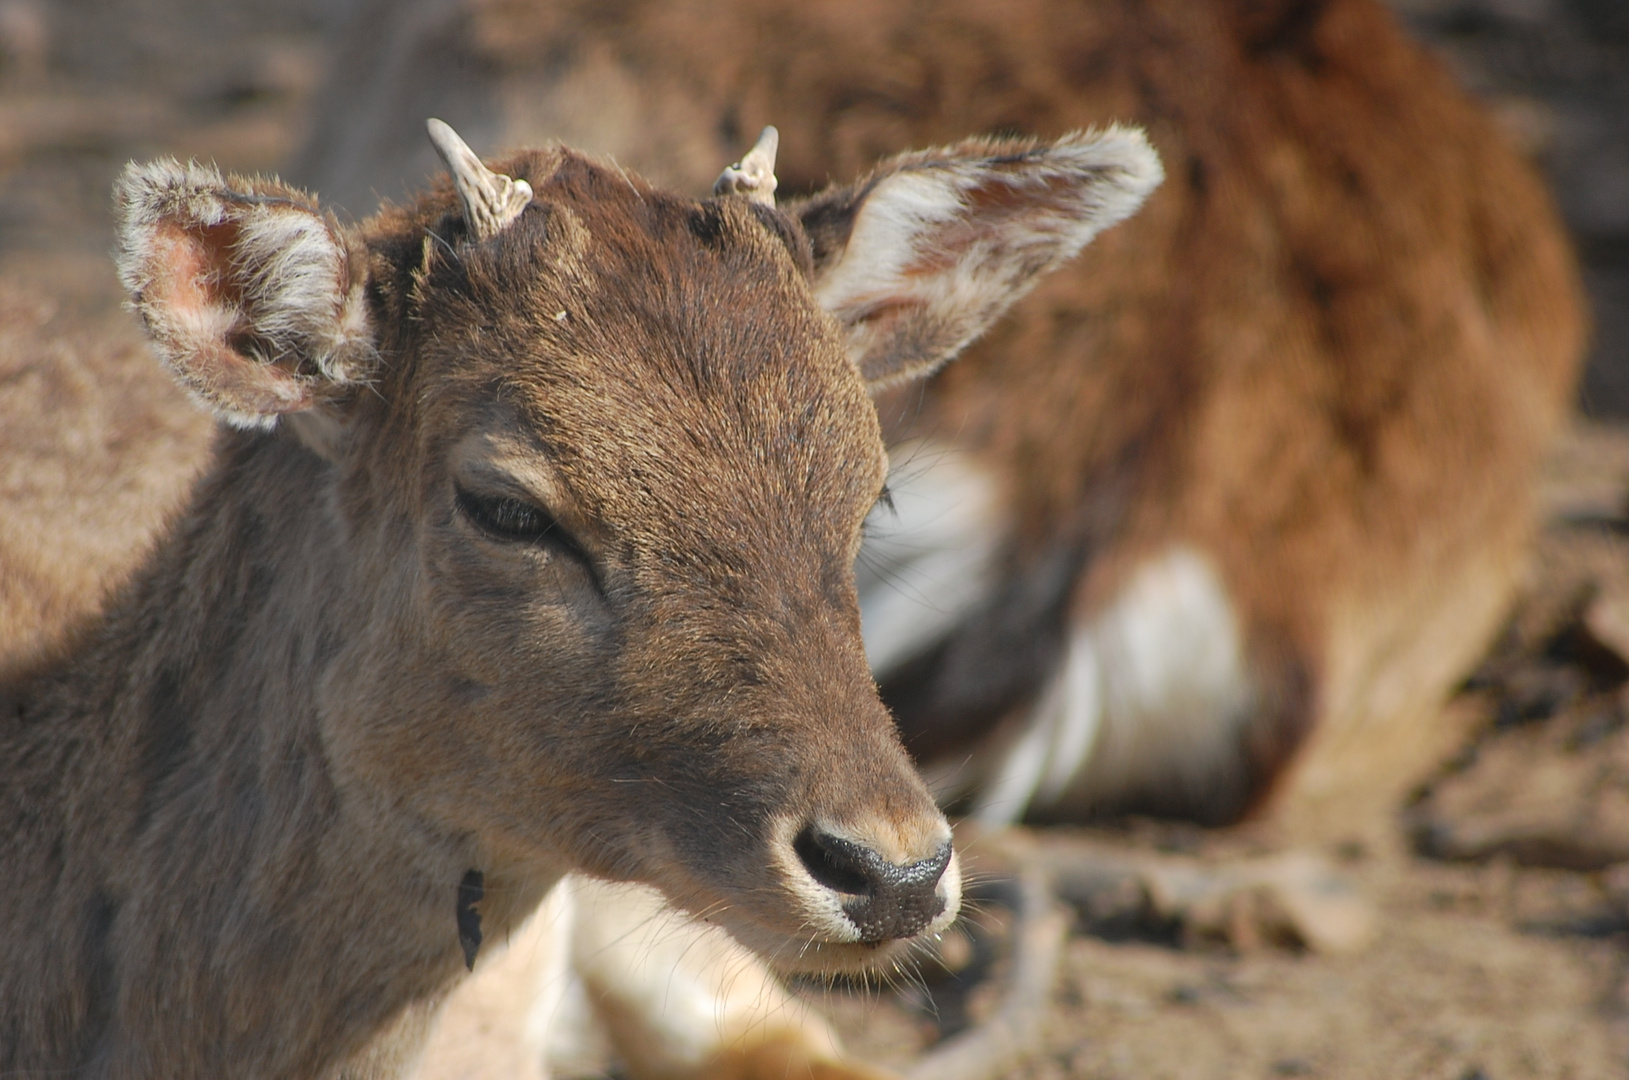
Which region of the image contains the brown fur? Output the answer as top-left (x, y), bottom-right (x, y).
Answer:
top-left (0, 155), bottom-right (891, 1079)
top-left (0, 123), bottom-right (1152, 1076)
top-left (299, 0), bottom-right (1585, 833)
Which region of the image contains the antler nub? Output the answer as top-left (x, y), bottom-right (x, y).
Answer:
top-left (714, 126), bottom-right (779, 207)
top-left (426, 118), bottom-right (533, 241)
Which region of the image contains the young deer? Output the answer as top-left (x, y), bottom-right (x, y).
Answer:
top-left (0, 120), bottom-right (1159, 1078)
top-left (299, 0), bottom-right (1586, 837)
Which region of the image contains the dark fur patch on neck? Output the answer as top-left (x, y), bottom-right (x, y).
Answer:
top-left (455, 870), bottom-right (484, 971)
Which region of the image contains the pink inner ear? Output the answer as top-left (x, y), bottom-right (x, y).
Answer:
top-left (152, 220), bottom-right (249, 316)
top-left (144, 221), bottom-right (314, 418)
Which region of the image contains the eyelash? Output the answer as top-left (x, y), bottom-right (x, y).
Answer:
top-left (455, 486), bottom-right (592, 569)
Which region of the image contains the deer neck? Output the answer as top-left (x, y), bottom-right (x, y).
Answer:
top-left (3, 430), bottom-right (546, 1080)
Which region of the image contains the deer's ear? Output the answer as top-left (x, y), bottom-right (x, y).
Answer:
top-left (115, 159), bottom-right (374, 430)
top-left (796, 128), bottom-right (1162, 391)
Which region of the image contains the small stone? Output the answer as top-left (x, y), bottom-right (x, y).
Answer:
top-left (1167, 984), bottom-right (1203, 1005)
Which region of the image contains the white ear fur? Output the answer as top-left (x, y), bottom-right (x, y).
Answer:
top-left (115, 158), bottom-right (374, 430)
top-left (802, 126), bottom-right (1163, 389)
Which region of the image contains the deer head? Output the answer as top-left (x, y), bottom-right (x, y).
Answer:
top-left (114, 121), bottom-right (1160, 972)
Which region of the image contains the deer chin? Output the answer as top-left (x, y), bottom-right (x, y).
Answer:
top-left (724, 915), bottom-right (958, 978)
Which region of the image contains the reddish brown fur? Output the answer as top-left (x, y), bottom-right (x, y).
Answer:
top-left (860, 0), bottom-right (1584, 826)
top-left (302, 0), bottom-right (1585, 831)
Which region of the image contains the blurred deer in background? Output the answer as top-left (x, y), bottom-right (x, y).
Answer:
top-left (0, 112), bottom-right (1159, 1078)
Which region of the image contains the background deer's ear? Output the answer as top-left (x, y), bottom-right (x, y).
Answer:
top-left (795, 128), bottom-right (1163, 391)
top-left (115, 159), bottom-right (374, 431)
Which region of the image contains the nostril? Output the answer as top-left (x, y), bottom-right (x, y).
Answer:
top-left (794, 828), bottom-right (873, 896)
top-left (794, 828), bottom-right (954, 943)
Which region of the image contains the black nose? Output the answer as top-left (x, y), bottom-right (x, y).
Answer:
top-left (794, 827), bottom-right (952, 942)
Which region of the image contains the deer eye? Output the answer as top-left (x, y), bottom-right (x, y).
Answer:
top-left (456, 485), bottom-right (588, 564)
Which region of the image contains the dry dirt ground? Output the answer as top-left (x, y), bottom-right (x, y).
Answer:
top-left (3, 3), bottom-right (1629, 1078)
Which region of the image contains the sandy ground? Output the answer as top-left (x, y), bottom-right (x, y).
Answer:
top-left (833, 854), bottom-right (1628, 1080)
top-left (3, 2), bottom-right (1628, 1077)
